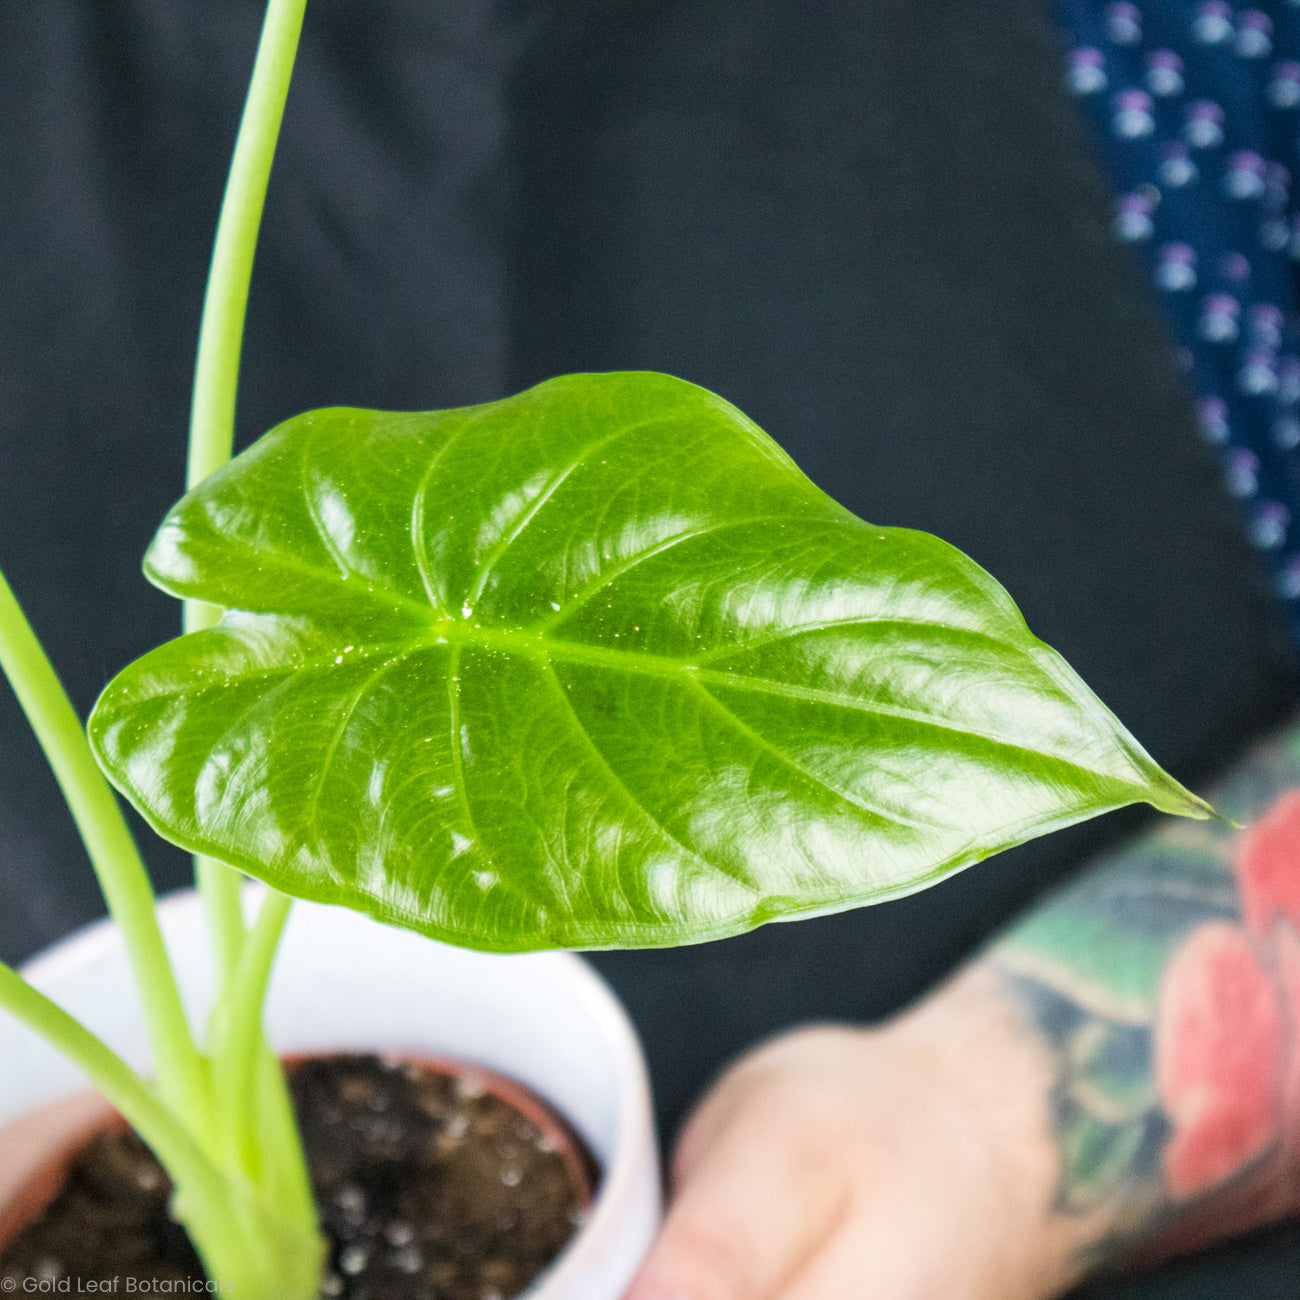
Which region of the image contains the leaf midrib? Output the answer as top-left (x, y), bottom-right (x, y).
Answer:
top-left (145, 615), bottom-right (1138, 786)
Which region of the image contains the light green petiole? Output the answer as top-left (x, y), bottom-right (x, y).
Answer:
top-left (186, 0), bottom-right (309, 991)
top-left (180, 0), bottom-right (323, 1284)
top-left (210, 887), bottom-right (313, 1230)
top-left (187, 0), bottom-right (308, 496)
top-left (0, 962), bottom-right (321, 1298)
top-left (0, 570), bottom-right (211, 1132)
top-left (0, 965), bottom-right (238, 1283)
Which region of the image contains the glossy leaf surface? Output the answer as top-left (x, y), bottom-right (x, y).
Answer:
top-left (89, 373), bottom-right (1212, 951)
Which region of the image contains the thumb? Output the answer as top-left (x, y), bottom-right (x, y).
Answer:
top-left (625, 1090), bottom-right (849, 1300)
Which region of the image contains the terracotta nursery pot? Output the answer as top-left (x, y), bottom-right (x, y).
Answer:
top-left (0, 890), bottom-right (660, 1297)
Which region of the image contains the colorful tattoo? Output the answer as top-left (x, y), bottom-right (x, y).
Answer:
top-left (991, 724), bottom-right (1300, 1257)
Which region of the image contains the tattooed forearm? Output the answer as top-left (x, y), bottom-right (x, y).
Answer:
top-left (988, 725), bottom-right (1300, 1264)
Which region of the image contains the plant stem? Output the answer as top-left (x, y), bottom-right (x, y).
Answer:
top-left (0, 961), bottom-right (222, 1201)
top-left (187, 0), bottom-right (308, 499)
top-left (0, 961), bottom-right (320, 1299)
top-left (209, 888), bottom-right (319, 1279)
top-left (196, 856), bottom-right (245, 990)
top-left (186, 0), bottom-right (309, 987)
top-left (212, 890), bottom-right (295, 1181)
top-left (251, 1034), bottom-right (315, 1217)
top-left (180, 0), bottom-right (322, 1282)
top-left (0, 570), bottom-right (211, 1130)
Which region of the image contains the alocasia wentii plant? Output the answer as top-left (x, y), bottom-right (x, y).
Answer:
top-left (0, 0), bottom-right (1216, 1296)
top-left (90, 371), bottom-right (1212, 952)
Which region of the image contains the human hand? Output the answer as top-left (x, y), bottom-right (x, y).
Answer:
top-left (628, 740), bottom-right (1300, 1300)
top-left (625, 969), bottom-right (1093, 1300)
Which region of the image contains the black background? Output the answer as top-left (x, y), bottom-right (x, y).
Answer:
top-left (2, 2), bottom-right (1298, 1293)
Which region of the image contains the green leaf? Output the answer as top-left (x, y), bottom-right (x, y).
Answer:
top-left (89, 372), bottom-right (1213, 951)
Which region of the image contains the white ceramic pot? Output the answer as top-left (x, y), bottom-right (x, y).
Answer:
top-left (0, 889), bottom-right (661, 1298)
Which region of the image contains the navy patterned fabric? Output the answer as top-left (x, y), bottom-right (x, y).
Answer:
top-left (1052, 0), bottom-right (1300, 644)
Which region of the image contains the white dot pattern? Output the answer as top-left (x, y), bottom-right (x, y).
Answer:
top-left (1059, 0), bottom-right (1300, 627)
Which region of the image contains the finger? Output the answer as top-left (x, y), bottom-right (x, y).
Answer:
top-left (779, 1179), bottom-right (1056, 1300)
top-left (670, 1026), bottom-right (869, 1188)
top-left (625, 1095), bottom-right (849, 1300)
top-left (778, 1224), bottom-right (879, 1300)
top-left (779, 1211), bottom-right (933, 1300)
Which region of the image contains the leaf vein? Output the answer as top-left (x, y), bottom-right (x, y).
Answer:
top-left (465, 424), bottom-right (628, 607)
top-left (306, 648), bottom-right (420, 847)
top-left (536, 656), bottom-right (756, 906)
top-left (446, 643), bottom-right (484, 870)
top-left (687, 664), bottom-right (1127, 785)
top-left (411, 405), bottom-right (496, 613)
top-left (539, 513), bottom-right (820, 634)
top-left (684, 674), bottom-right (942, 833)
top-left (300, 417), bottom-right (356, 579)
top-left (693, 614), bottom-right (1027, 666)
